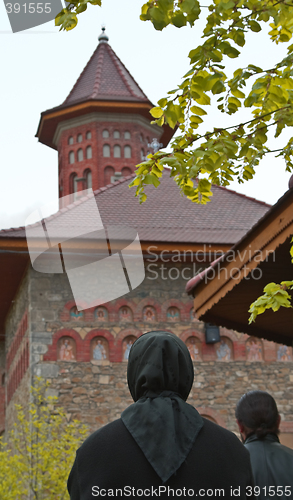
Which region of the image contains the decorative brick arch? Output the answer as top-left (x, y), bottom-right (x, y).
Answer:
top-left (84, 329), bottom-right (115, 362)
top-left (196, 407), bottom-right (226, 428)
top-left (180, 329), bottom-right (205, 343)
top-left (161, 299), bottom-right (184, 322)
top-left (111, 299), bottom-right (137, 322)
top-left (215, 336), bottom-right (234, 361)
top-left (135, 298), bottom-right (162, 321)
top-left (116, 328), bottom-right (142, 362)
top-left (219, 328), bottom-right (238, 342)
top-left (43, 329), bottom-right (83, 362)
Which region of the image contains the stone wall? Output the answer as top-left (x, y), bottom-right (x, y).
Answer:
top-left (40, 359), bottom-right (293, 438)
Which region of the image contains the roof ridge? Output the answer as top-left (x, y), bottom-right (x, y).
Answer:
top-left (105, 43), bottom-right (149, 101)
top-left (93, 173), bottom-right (136, 196)
top-left (92, 42), bottom-right (105, 98)
top-left (214, 183), bottom-right (271, 207)
top-left (62, 44), bottom-right (100, 105)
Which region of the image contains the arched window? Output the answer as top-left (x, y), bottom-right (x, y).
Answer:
top-left (104, 166), bottom-right (114, 185)
top-left (68, 136), bottom-right (74, 145)
top-left (113, 130), bottom-right (120, 139)
top-left (77, 133), bottom-right (82, 143)
top-left (141, 149), bottom-right (145, 160)
top-left (122, 167), bottom-right (132, 177)
top-left (77, 148), bottom-right (83, 162)
top-left (114, 145), bottom-right (121, 158)
top-left (140, 134), bottom-right (144, 142)
top-left (124, 131), bottom-right (131, 139)
top-left (103, 144), bottom-right (110, 157)
top-left (84, 169), bottom-right (92, 189)
top-left (69, 151), bottom-right (75, 164)
top-left (124, 145), bottom-right (131, 158)
top-left (86, 146), bottom-right (92, 159)
top-left (102, 129), bottom-right (109, 138)
top-left (86, 131), bottom-right (91, 140)
top-left (70, 173), bottom-right (78, 194)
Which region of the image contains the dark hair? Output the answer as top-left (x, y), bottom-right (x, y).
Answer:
top-left (235, 390), bottom-right (279, 439)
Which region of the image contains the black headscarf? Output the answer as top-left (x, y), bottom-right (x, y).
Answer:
top-left (121, 331), bottom-right (203, 483)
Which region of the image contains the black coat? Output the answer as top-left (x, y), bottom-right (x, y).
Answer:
top-left (245, 433), bottom-right (293, 499)
top-left (68, 418), bottom-right (254, 499)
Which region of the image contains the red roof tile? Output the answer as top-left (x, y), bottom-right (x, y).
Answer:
top-left (0, 171), bottom-right (270, 245)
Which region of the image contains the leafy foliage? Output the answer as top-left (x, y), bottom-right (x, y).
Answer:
top-left (248, 280), bottom-right (293, 323)
top-left (0, 379), bottom-right (87, 500)
top-left (55, 0), bottom-right (293, 204)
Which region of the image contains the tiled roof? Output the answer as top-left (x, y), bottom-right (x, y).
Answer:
top-left (62, 38), bottom-right (151, 108)
top-left (0, 171), bottom-right (270, 245)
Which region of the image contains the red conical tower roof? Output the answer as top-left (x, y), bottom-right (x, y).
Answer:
top-left (63, 28), bottom-right (150, 107)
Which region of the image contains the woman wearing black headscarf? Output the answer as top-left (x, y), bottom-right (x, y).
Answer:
top-left (68, 331), bottom-right (254, 499)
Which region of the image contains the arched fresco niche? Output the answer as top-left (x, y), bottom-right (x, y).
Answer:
top-left (190, 307), bottom-right (197, 321)
top-left (58, 337), bottom-right (76, 361)
top-left (167, 306), bottom-right (180, 322)
top-left (246, 337), bottom-right (263, 361)
top-left (94, 307), bottom-right (108, 322)
top-left (122, 335), bottom-right (136, 361)
top-left (70, 306), bottom-right (84, 321)
top-left (143, 306), bottom-right (156, 322)
top-left (277, 344), bottom-right (292, 361)
top-left (216, 337), bottom-right (233, 361)
top-left (186, 336), bottom-right (201, 361)
top-left (91, 337), bottom-right (109, 363)
top-left (119, 306), bottom-right (133, 322)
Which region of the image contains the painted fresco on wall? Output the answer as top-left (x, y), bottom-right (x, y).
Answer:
top-left (58, 337), bottom-right (76, 361)
top-left (216, 338), bottom-right (233, 361)
top-left (94, 307), bottom-right (108, 322)
top-left (167, 307), bottom-right (180, 322)
top-left (190, 308), bottom-right (197, 321)
top-left (277, 344), bottom-right (292, 361)
top-left (143, 306), bottom-right (156, 322)
top-left (91, 337), bottom-right (109, 361)
top-left (70, 306), bottom-right (84, 321)
top-left (246, 338), bottom-right (263, 361)
top-left (119, 306), bottom-right (133, 322)
top-left (186, 337), bottom-right (201, 361)
top-left (122, 336), bottom-right (136, 361)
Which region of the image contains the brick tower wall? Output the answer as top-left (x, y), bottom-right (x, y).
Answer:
top-left (57, 113), bottom-right (162, 197)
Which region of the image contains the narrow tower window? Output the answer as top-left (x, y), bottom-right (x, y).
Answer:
top-left (86, 131), bottom-right (91, 140)
top-left (77, 149), bottom-right (83, 162)
top-left (86, 146), bottom-right (92, 159)
top-left (103, 144), bottom-right (110, 157)
top-left (77, 134), bottom-right (82, 143)
top-left (113, 130), bottom-right (120, 139)
top-left (124, 131), bottom-right (131, 139)
top-left (124, 145), bottom-right (131, 158)
top-left (68, 136), bottom-right (74, 145)
top-left (102, 129), bottom-right (109, 138)
top-left (84, 169), bottom-right (92, 189)
top-left (69, 151), bottom-right (75, 164)
top-left (114, 145), bottom-right (121, 158)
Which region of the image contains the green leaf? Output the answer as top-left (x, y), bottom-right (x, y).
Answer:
top-left (249, 20), bottom-right (261, 32)
top-left (150, 107), bottom-right (164, 118)
top-left (190, 105), bottom-right (207, 115)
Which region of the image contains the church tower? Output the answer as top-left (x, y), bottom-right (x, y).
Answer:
top-left (36, 29), bottom-right (174, 199)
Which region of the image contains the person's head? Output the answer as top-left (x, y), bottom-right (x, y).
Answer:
top-left (126, 330), bottom-right (194, 402)
top-left (235, 390), bottom-right (280, 441)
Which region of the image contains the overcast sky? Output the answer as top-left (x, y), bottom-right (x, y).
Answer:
top-left (0, 0), bottom-right (292, 230)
